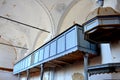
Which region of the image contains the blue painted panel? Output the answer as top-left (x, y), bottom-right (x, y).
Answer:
top-left (23, 60), bottom-right (25, 69)
top-left (19, 62), bottom-right (21, 70)
top-left (78, 28), bottom-right (90, 49)
top-left (39, 48), bottom-right (44, 61)
top-left (28, 56), bottom-right (31, 66)
top-left (31, 54), bottom-right (34, 65)
top-left (18, 63), bottom-right (20, 70)
top-left (24, 58), bottom-right (27, 68)
top-left (20, 61), bottom-right (22, 70)
top-left (22, 61), bottom-right (24, 69)
top-left (57, 35), bottom-right (65, 54)
top-left (50, 41), bottom-right (56, 56)
top-left (20, 60), bottom-right (24, 69)
top-left (34, 51), bottom-right (39, 63)
top-left (20, 62), bottom-right (22, 70)
top-left (90, 43), bottom-right (96, 50)
top-left (24, 60), bottom-right (26, 68)
top-left (14, 64), bottom-right (17, 73)
top-left (17, 63), bottom-right (20, 72)
top-left (66, 28), bottom-right (77, 50)
top-left (44, 45), bottom-right (50, 59)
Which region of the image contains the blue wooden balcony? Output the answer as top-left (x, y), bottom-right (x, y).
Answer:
top-left (13, 24), bottom-right (98, 74)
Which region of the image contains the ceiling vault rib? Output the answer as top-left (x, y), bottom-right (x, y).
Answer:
top-left (0, 16), bottom-right (50, 33)
top-left (0, 42), bottom-right (28, 50)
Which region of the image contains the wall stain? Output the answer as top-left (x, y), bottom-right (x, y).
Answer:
top-left (13, 4), bottom-right (16, 8)
top-left (43, 76), bottom-right (47, 80)
top-left (6, 14), bottom-right (10, 17)
top-left (2, 0), bottom-right (6, 5)
top-left (73, 21), bottom-right (76, 25)
top-left (55, 3), bottom-right (66, 13)
top-left (72, 73), bottom-right (84, 80)
top-left (17, 42), bottom-right (22, 45)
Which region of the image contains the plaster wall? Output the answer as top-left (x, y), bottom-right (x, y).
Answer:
top-left (20, 56), bottom-right (101, 80)
top-left (20, 56), bottom-right (120, 80)
top-left (0, 70), bottom-right (18, 80)
top-left (0, 44), bottom-right (16, 68)
top-left (0, 38), bottom-right (16, 68)
top-left (0, 0), bottom-right (52, 59)
top-left (110, 41), bottom-right (120, 63)
top-left (20, 0), bottom-right (120, 80)
top-left (0, 0), bottom-right (120, 80)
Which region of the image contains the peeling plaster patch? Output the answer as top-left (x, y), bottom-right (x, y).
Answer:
top-left (17, 42), bottom-right (22, 45)
top-left (2, 0), bottom-right (6, 5)
top-left (55, 3), bottom-right (66, 13)
top-left (73, 21), bottom-right (77, 25)
top-left (13, 47), bottom-right (17, 60)
top-left (43, 77), bottom-right (47, 80)
top-left (72, 73), bottom-right (84, 80)
top-left (5, 14), bottom-right (10, 17)
top-left (50, 4), bottom-right (55, 11)
top-left (13, 4), bottom-right (16, 8)
top-left (113, 57), bottom-right (116, 59)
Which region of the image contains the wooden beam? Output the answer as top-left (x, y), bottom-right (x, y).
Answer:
top-left (0, 42), bottom-right (28, 50)
top-left (35, 66), bottom-right (40, 69)
top-left (0, 67), bottom-right (13, 72)
top-left (27, 69), bottom-right (30, 80)
top-left (53, 60), bottom-right (71, 65)
top-left (47, 62), bottom-right (63, 68)
top-left (0, 16), bottom-right (50, 33)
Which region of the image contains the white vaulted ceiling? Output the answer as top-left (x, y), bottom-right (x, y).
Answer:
top-left (0, 0), bottom-right (53, 61)
top-left (0, 0), bottom-right (80, 62)
top-left (0, 0), bottom-right (119, 63)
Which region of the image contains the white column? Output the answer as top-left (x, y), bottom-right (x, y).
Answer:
top-left (100, 43), bottom-right (112, 64)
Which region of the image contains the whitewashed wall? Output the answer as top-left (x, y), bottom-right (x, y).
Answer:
top-left (0, 0), bottom-right (120, 80)
top-left (20, 0), bottom-right (120, 80)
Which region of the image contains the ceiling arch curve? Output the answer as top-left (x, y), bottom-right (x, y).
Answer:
top-left (58, 0), bottom-right (96, 33)
top-left (56, 0), bottom-right (80, 35)
top-left (0, 0), bottom-right (53, 58)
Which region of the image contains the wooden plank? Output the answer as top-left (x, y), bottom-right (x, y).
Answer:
top-left (52, 60), bottom-right (71, 65)
top-left (0, 67), bottom-right (13, 72)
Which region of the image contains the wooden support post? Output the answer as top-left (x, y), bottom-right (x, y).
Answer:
top-left (27, 69), bottom-right (30, 80)
top-left (18, 73), bottom-right (20, 80)
top-left (49, 67), bottom-right (55, 80)
top-left (84, 53), bottom-right (88, 80)
top-left (40, 64), bottom-right (44, 80)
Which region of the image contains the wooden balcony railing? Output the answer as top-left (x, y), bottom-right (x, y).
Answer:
top-left (13, 24), bottom-right (98, 74)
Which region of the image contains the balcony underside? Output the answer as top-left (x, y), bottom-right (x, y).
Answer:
top-left (20, 50), bottom-right (96, 75)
